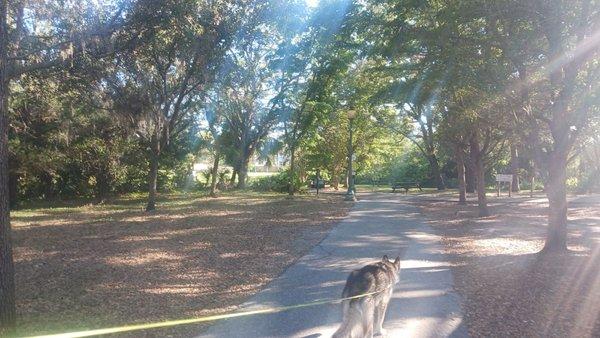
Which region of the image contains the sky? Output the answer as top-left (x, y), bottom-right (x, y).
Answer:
top-left (305, 0), bottom-right (320, 8)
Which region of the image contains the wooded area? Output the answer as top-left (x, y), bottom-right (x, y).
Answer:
top-left (0, 0), bottom-right (598, 335)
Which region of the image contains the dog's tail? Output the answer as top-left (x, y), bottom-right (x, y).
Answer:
top-left (332, 298), bottom-right (373, 338)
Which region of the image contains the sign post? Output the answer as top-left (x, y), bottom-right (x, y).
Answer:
top-left (496, 174), bottom-right (513, 197)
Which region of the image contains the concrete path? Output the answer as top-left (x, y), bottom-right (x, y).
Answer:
top-left (200, 193), bottom-right (467, 338)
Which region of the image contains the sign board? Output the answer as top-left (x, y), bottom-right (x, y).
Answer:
top-left (496, 174), bottom-right (513, 182)
top-left (496, 174), bottom-right (514, 197)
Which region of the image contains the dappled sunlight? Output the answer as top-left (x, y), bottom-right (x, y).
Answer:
top-left (511, 29), bottom-right (600, 94)
top-left (469, 238), bottom-right (543, 256)
top-left (392, 289), bottom-right (448, 299)
top-left (116, 210), bottom-right (248, 223)
top-left (12, 192), bottom-right (350, 336)
top-left (351, 208), bottom-right (398, 214)
top-left (142, 286), bottom-right (209, 296)
top-left (2, 0), bottom-right (597, 337)
top-left (106, 250), bottom-right (188, 267)
top-left (535, 246), bottom-right (600, 336)
top-left (416, 194), bottom-right (600, 336)
top-left (112, 232), bottom-right (210, 243)
top-left (13, 246), bottom-right (59, 263)
top-left (400, 259), bottom-right (451, 270)
top-left (219, 251), bottom-right (263, 258)
top-left (404, 231), bottom-right (443, 244)
top-left (385, 315), bottom-right (464, 338)
top-left (200, 193), bottom-right (468, 338)
top-left (14, 217), bottom-right (96, 229)
top-left (570, 247), bottom-right (600, 336)
top-left (335, 238), bottom-right (404, 249)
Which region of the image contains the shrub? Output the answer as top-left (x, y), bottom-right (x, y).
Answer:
top-left (250, 171), bottom-right (305, 193)
top-left (575, 170), bottom-right (600, 193)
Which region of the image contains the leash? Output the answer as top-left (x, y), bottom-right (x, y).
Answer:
top-left (24, 289), bottom-right (385, 338)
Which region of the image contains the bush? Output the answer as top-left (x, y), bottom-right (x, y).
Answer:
top-left (250, 171), bottom-right (305, 193)
top-left (575, 170), bottom-right (600, 193)
top-left (157, 169), bottom-right (178, 192)
top-left (251, 175), bottom-right (280, 192)
top-left (389, 151), bottom-right (430, 185)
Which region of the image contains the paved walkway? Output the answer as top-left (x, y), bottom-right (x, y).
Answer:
top-left (200, 193), bottom-right (467, 338)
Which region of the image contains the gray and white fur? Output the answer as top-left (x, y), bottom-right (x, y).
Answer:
top-left (332, 255), bottom-right (401, 338)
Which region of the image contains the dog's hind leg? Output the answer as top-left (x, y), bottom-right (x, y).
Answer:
top-left (363, 298), bottom-right (375, 338)
top-left (373, 303), bottom-right (388, 336)
top-left (374, 293), bottom-right (391, 336)
top-left (365, 320), bottom-right (374, 338)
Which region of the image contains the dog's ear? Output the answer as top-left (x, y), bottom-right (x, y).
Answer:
top-left (382, 255), bottom-right (389, 262)
top-left (393, 256), bottom-right (400, 267)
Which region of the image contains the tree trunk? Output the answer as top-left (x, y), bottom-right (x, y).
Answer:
top-left (465, 154), bottom-right (476, 193)
top-left (543, 150), bottom-right (568, 252)
top-left (455, 146), bottom-right (467, 205)
top-left (475, 155), bottom-right (489, 217)
top-left (230, 169), bottom-right (237, 186)
top-left (331, 168), bottom-right (340, 190)
top-left (0, 0), bottom-right (16, 331)
top-left (95, 164), bottom-right (111, 203)
top-left (288, 146), bottom-right (296, 196)
top-left (145, 147), bottom-right (159, 211)
top-left (471, 135), bottom-right (490, 217)
top-left (237, 158), bottom-right (249, 189)
top-left (209, 151), bottom-right (219, 198)
top-left (343, 170), bottom-right (348, 188)
top-left (530, 162), bottom-right (536, 197)
top-left (510, 145), bottom-right (520, 192)
top-left (428, 154), bottom-right (446, 190)
top-left (41, 171), bottom-right (54, 199)
top-left (8, 171), bottom-right (17, 209)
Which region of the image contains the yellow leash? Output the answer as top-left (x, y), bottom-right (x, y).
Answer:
top-left (24, 290), bottom-right (383, 338)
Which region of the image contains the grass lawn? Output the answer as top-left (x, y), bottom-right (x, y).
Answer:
top-left (354, 183), bottom-right (545, 197)
top-left (354, 184), bottom-right (457, 195)
top-left (246, 171), bottom-right (278, 178)
top-left (11, 190), bottom-right (351, 337)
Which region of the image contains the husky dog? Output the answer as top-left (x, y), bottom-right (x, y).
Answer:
top-left (332, 255), bottom-right (401, 338)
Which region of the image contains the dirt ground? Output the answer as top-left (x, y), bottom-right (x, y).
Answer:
top-left (415, 192), bottom-right (600, 337)
top-left (11, 191), bottom-right (351, 337)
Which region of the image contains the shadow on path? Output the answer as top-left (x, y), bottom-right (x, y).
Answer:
top-left (200, 193), bottom-right (468, 338)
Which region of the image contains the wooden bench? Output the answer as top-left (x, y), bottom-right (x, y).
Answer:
top-left (391, 181), bottom-right (423, 193)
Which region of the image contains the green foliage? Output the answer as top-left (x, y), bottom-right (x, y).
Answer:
top-left (8, 69), bottom-right (199, 202)
top-left (388, 149), bottom-right (430, 184)
top-left (250, 171), bottom-right (304, 193)
top-left (5, 0), bottom-right (598, 203)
